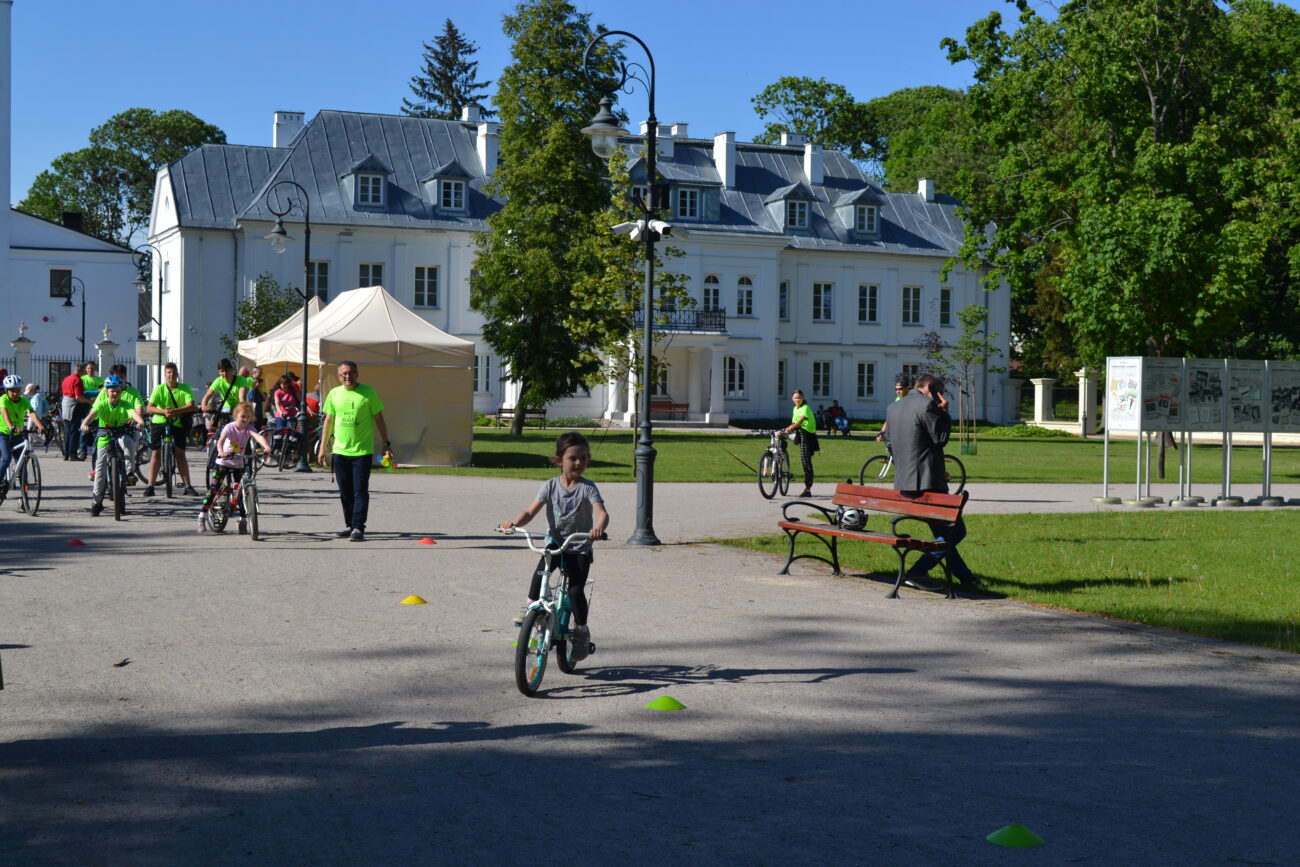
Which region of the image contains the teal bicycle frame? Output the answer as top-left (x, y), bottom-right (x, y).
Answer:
top-left (497, 526), bottom-right (593, 696)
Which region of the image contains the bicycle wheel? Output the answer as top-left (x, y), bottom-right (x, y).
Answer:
top-left (858, 454), bottom-right (892, 486)
top-left (247, 483), bottom-right (260, 541)
top-left (944, 455), bottom-right (967, 494)
top-left (19, 454), bottom-right (41, 516)
top-left (162, 443), bottom-right (175, 498)
top-left (111, 455), bottom-right (126, 521)
top-left (514, 607), bottom-right (551, 696)
top-left (777, 452), bottom-right (792, 496)
top-left (554, 605), bottom-right (579, 674)
top-left (134, 438), bottom-right (151, 476)
top-left (757, 451), bottom-right (778, 499)
top-left (278, 435), bottom-right (296, 471)
top-left (207, 490), bottom-right (231, 533)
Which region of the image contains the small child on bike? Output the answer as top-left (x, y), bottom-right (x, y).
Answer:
top-left (198, 400), bottom-right (269, 534)
top-left (500, 431), bottom-right (609, 655)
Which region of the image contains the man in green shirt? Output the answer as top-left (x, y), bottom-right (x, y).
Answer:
top-left (80, 374), bottom-right (145, 516)
top-left (317, 360), bottom-right (395, 542)
top-left (199, 358), bottom-right (252, 431)
top-left (79, 361), bottom-right (104, 456)
top-left (143, 362), bottom-right (199, 497)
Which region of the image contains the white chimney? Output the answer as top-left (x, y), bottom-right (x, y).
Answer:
top-left (273, 111), bottom-right (305, 148)
top-left (461, 103), bottom-right (482, 123)
top-left (477, 121), bottom-right (501, 178)
top-left (918, 177), bottom-right (936, 203)
top-left (670, 122), bottom-right (689, 138)
top-left (780, 131), bottom-right (807, 147)
top-left (804, 143), bottom-right (824, 186)
top-left (640, 121), bottom-right (672, 158)
top-left (713, 131), bottom-right (736, 189)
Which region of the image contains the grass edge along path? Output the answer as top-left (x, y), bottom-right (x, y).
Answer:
top-left (713, 510), bottom-right (1300, 654)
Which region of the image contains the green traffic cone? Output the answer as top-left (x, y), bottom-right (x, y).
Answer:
top-left (986, 825), bottom-right (1044, 847)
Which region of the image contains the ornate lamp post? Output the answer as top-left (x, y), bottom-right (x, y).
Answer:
top-left (264, 179), bottom-right (313, 473)
top-left (582, 29), bottom-right (661, 546)
top-left (59, 275), bottom-right (87, 360)
top-left (132, 243), bottom-right (163, 390)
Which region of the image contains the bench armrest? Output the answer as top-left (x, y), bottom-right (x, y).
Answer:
top-left (888, 513), bottom-right (956, 540)
top-left (781, 500), bottom-right (837, 523)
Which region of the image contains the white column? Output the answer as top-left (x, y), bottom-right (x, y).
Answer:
top-left (705, 346), bottom-right (728, 425)
top-left (1076, 367), bottom-right (1100, 435)
top-left (686, 347), bottom-right (703, 415)
top-left (10, 322), bottom-right (33, 385)
top-left (1031, 378), bottom-right (1056, 422)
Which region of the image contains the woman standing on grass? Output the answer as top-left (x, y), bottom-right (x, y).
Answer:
top-left (782, 389), bottom-right (819, 498)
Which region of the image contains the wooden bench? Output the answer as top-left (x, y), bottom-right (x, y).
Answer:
top-left (496, 406), bottom-right (547, 428)
top-left (650, 396), bottom-right (689, 420)
top-left (777, 482), bottom-right (969, 598)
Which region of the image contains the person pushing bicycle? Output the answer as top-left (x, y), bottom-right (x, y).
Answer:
top-left (500, 431), bottom-right (609, 660)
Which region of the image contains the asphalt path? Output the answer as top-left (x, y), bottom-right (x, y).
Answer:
top-left (2, 447), bottom-right (1298, 865)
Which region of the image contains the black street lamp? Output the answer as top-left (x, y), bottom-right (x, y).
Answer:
top-left (582, 30), bottom-right (661, 546)
top-left (133, 243), bottom-right (163, 391)
top-left (59, 275), bottom-right (87, 360)
top-left (264, 179), bottom-right (313, 473)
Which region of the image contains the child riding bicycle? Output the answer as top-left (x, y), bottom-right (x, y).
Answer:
top-left (197, 401), bottom-right (270, 534)
top-left (500, 431), bottom-right (609, 658)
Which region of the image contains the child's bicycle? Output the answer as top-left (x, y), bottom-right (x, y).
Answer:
top-left (495, 526), bottom-right (595, 696)
top-left (204, 450), bottom-right (263, 539)
top-left (756, 429), bottom-right (794, 500)
top-left (1, 432), bottom-right (42, 516)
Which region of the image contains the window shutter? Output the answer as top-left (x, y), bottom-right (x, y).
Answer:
top-left (703, 189), bottom-right (720, 222)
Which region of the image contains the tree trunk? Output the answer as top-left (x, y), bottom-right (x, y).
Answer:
top-left (511, 378), bottom-right (526, 438)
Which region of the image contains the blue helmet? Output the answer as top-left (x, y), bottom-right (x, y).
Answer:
top-left (103, 374), bottom-right (126, 388)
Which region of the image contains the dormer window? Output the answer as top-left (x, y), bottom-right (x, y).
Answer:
top-left (631, 184), bottom-right (649, 207)
top-left (677, 188), bottom-right (699, 219)
top-left (441, 179), bottom-right (465, 211)
top-left (855, 205), bottom-right (878, 233)
top-left (786, 200), bottom-right (808, 229)
top-left (358, 174), bottom-right (385, 207)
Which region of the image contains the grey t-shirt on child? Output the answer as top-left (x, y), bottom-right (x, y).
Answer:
top-left (536, 476), bottom-right (603, 551)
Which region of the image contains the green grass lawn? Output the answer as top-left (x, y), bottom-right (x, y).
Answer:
top-left (395, 428), bottom-right (1300, 486)
top-left (717, 510), bottom-right (1300, 653)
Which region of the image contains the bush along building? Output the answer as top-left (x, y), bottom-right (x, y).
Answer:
top-left (148, 107), bottom-right (1013, 424)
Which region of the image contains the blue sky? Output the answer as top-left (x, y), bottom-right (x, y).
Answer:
top-left (9, 0), bottom-right (998, 200)
top-left (11, 0), bottom-right (1292, 203)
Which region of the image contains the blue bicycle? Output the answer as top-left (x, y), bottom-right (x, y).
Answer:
top-left (496, 526), bottom-right (595, 696)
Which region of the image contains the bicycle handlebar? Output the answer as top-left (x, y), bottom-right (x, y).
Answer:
top-left (495, 525), bottom-right (594, 553)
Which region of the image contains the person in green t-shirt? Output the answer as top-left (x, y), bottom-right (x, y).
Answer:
top-left (199, 358), bottom-right (252, 433)
top-left (317, 360), bottom-right (395, 542)
top-left (79, 361), bottom-right (104, 455)
top-left (143, 361), bottom-right (199, 497)
top-left (782, 388), bottom-right (819, 498)
top-left (1, 374), bottom-right (46, 498)
top-left (80, 374), bottom-right (145, 516)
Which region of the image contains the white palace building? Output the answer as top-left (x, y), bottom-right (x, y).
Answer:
top-left (147, 107), bottom-right (1013, 424)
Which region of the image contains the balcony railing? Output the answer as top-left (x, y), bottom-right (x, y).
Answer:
top-left (634, 307), bottom-right (727, 333)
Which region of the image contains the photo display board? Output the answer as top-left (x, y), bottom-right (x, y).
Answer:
top-left (1184, 358), bottom-right (1226, 432)
top-left (1227, 360), bottom-right (1266, 432)
top-left (1105, 357), bottom-right (1142, 433)
top-left (1268, 361), bottom-right (1300, 433)
top-left (1141, 357), bottom-right (1183, 432)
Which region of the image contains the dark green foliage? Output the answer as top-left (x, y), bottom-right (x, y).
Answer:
top-left (19, 108), bottom-right (225, 246)
top-left (219, 273), bottom-right (303, 359)
top-left (401, 19), bottom-right (494, 120)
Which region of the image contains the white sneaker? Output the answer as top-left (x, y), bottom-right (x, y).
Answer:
top-left (196, 514), bottom-right (208, 534)
top-left (512, 603), bottom-right (532, 627)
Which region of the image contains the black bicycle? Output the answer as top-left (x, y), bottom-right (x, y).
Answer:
top-left (859, 435), bottom-right (967, 494)
top-left (97, 426), bottom-right (134, 520)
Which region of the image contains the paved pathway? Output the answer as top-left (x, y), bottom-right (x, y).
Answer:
top-left (2, 452), bottom-right (1298, 865)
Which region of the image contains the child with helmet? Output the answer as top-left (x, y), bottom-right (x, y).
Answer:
top-left (0, 374), bottom-right (46, 499)
top-left (80, 374), bottom-right (145, 516)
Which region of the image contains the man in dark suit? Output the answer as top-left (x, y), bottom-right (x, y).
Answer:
top-left (884, 373), bottom-right (978, 589)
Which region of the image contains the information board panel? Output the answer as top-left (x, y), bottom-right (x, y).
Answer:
top-left (1184, 358), bottom-right (1226, 432)
top-left (1105, 357), bottom-right (1142, 433)
top-left (1227, 360), bottom-right (1266, 432)
top-left (1140, 357), bottom-right (1182, 432)
top-left (1268, 361), bottom-right (1300, 433)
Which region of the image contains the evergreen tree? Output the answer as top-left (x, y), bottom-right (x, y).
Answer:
top-left (469, 0), bottom-right (621, 436)
top-left (401, 19), bottom-right (494, 120)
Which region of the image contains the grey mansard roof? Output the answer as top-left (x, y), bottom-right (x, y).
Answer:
top-left (167, 110), bottom-right (965, 257)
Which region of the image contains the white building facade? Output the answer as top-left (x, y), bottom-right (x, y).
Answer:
top-left (149, 109), bottom-right (1012, 423)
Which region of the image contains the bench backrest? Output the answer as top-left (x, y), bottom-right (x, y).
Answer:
top-left (831, 482), bottom-right (966, 523)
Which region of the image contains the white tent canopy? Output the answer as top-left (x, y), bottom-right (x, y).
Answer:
top-left (240, 285), bottom-right (475, 466)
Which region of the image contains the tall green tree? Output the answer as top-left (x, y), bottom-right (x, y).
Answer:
top-left (20, 108), bottom-right (225, 246)
top-left (942, 0), bottom-right (1300, 375)
top-left (219, 273), bottom-right (303, 359)
top-left (401, 19), bottom-right (494, 119)
top-left (469, 0), bottom-right (621, 436)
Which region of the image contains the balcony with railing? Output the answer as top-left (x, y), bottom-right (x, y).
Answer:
top-left (634, 307), bottom-right (727, 333)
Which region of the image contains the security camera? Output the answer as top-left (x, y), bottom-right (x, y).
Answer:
top-left (611, 221), bottom-right (639, 236)
top-left (647, 219), bottom-right (673, 238)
